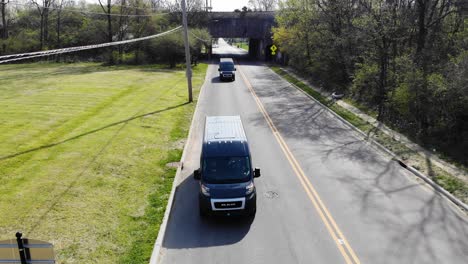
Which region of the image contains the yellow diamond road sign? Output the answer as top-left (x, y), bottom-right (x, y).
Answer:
top-left (270, 45), bottom-right (277, 55)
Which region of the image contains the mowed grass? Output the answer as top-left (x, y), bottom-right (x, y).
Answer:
top-left (0, 62), bottom-right (207, 263)
top-left (233, 42), bottom-right (249, 51)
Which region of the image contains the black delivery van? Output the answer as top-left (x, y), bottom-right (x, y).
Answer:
top-left (194, 116), bottom-right (261, 217)
top-left (218, 58), bottom-right (236, 81)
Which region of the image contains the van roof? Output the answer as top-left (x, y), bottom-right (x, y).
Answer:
top-left (220, 58), bottom-right (234, 63)
top-left (203, 116), bottom-right (249, 157)
top-left (204, 116), bottom-right (246, 142)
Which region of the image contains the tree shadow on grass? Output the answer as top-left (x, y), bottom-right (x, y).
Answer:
top-left (0, 102), bottom-right (190, 162)
top-left (25, 101), bottom-right (190, 234)
top-left (0, 63), bottom-right (188, 82)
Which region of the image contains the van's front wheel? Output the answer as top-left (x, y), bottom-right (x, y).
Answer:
top-left (247, 206), bottom-right (256, 217)
top-left (199, 206), bottom-right (208, 218)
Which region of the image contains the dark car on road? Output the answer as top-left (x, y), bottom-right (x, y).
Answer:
top-left (194, 116), bottom-right (261, 217)
top-left (218, 58), bottom-right (236, 81)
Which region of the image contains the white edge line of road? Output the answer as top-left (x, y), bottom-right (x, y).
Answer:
top-left (266, 65), bottom-right (468, 213)
top-left (149, 64), bottom-right (210, 264)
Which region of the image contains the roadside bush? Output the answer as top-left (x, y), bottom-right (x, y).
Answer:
top-left (350, 62), bottom-right (379, 107)
top-left (145, 34), bottom-right (185, 67)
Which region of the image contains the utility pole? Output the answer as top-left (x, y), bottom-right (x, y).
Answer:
top-left (181, 0), bottom-right (193, 102)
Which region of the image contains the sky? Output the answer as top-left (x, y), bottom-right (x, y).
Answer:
top-left (211, 0), bottom-right (250, 11)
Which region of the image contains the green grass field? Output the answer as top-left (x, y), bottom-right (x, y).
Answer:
top-left (0, 62), bottom-right (207, 263)
top-left (233, 42), bottom-right (249, 51)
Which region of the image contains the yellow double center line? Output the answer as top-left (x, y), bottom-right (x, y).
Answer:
top-left (238, 65), bottom-right (361, 264)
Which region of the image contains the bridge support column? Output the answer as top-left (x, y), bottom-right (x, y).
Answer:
top-left (249, 39), bottom-right (266, 60)
top-left (248, 39), bottom-right (257, 58)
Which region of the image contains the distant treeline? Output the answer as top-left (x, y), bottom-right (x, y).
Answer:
top-left (274, 0), bottom-right (468, 165)
top-left (0, 0), bottom-right (211, 66)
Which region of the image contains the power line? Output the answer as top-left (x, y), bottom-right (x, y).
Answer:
top-left (189, 31), bottom-right (211, 43)
top-left (0, 26), bottom-right (182, 64)
top-left (8, 2), bottom-right (171, 17)
top-left (115, 3), bottom-right (168, 13)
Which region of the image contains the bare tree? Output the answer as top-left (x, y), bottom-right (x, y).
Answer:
top-left (149, 0), bottom-right (165, 10)
top-left (165, 0), bottom-right (203, 12)
top-left (32, 0), bottom-right (55, 50)
top-left (54, 0), bottom-right (68, 48)
top-left (166, 0), bottom-right (207, 27)
top-left (412, 0), bottom-right (456, 135)
top-left (98, 0), bottom-right (113, 43)
top-left (1, 0), bottom-right (8, 53)
top-left (98, 0), bottom-right (114, 63)
top-left (117, 0), bottom-right (130, 63)
top-left (130, 0), bottom-right (150, 63)
top-left (248, 0), bottom-right (278, 11)
top-left (414, 0), bottom-right (455, 64)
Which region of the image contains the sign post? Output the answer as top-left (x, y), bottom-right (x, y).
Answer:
top-left (15, 233), bottom-right (27, 264)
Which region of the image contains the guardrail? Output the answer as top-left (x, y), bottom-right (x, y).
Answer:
top-left (0, 233), bottom-right (55, 264)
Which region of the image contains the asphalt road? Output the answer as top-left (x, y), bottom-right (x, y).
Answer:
top-left (159, 39), bottom-right (468, 263)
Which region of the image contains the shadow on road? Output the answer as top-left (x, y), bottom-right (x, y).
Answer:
top-left (163, 173), bottom-right (253, 249)
top-left (243, 62), bottom-right (468, 263)
top-left (210, 76), bottom-right (223, 84)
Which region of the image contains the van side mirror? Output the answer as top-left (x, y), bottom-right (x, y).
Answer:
top-left (234, 67), bottom-right (237, 71)
top-left (194, 169), bottom-right (201, 180)
top-left (218, 67), bottom-right (221, 71)
top-left (254, 168), bottom-right (261, 178)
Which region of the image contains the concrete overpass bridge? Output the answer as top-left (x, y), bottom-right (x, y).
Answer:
top-left (206, 11), bottom-right (276, 60)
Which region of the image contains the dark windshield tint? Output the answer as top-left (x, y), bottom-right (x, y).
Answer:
top-left (202, 156), bottom-right (251, 183)
top-left (220, 62), bottom-right (235, 71)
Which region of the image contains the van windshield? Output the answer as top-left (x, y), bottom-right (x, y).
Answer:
top-left (220, 62), bottom-right (235, 71)
top-left (202, 156), bottom-right (251, 183)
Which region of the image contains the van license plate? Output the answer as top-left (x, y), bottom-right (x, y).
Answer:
top-left (215, 201), bottom-right (241, 208)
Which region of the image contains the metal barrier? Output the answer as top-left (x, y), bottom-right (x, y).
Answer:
top-left (0, 232), bottom-right (55, 264)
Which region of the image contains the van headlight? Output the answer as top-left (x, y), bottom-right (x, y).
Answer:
top-left (246, 181), bottom-right (255, 195)
top-left (201, 184), bottom-right (210, 197)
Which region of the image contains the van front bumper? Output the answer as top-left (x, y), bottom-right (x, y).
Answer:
top-left (199, 192), bottom-right (256, 216)
top-left (219, 73), bottom-right (235, 80)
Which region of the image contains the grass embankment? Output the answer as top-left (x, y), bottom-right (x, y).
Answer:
top-left (270, 66), bottom-right (468, 204)
top-left (233, 42), bottom-right (249, 51)
top-left (0, 62), bottom-right (207, 263)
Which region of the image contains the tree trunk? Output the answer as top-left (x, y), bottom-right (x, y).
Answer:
top-left (56, 4), bottom-right (62, 62)
top-left (416, 0), bottom-right (427, 61)
top-left (40, 11), bottom-right (44, 50)
top-left (56, 10), bottom-right (61, 48)
top-left (107, 0), bottom-right (113, 64)
top-left (135, 0), bottom-right (141, 64)
top-left (1, 0), bottom-right (7, 53)
top-left (377, 35), bottom-right (389, 122)
top-left (415, 0), bottom-right (432, 138)
top-left (44, 2), bottom-right (49, 47)
top-left (117, 0), bottom-right (126, 64)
